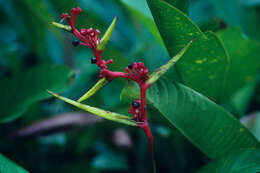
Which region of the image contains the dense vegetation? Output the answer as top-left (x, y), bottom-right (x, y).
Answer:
top-left (0, 0), bottom-right (260, 173)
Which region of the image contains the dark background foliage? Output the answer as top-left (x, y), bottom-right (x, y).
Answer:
top-left (0, 0), bottom-right (259, 172)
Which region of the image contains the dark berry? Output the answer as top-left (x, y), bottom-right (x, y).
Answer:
top-left (91, 57), bottom-right (97, 64)
top-left (132, 101), bottom-right (140, 108)
top-left (72, 40), bottom-right (79, 47)
top-left (128, 63), bottom-right (133, 69)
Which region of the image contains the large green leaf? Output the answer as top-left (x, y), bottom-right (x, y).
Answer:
top-left (0, 154), bottom-right (28, 173)
top-left (0, 64), bottom-right (74, 123)
top-left (197, 149), bottom-right (260, 173)
top-left (121, 78), bottom-right (260, 159)
top-left (146, 0), bottom-right (229, 101)
top-left (217, 27), bottom-right (260, 98)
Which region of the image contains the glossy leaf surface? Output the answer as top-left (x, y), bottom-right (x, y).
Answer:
top-left (121, 78), bottom-right (260, 159)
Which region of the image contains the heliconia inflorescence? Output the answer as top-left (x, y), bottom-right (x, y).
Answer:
top-left (49, 6), bottom-right (194, 173)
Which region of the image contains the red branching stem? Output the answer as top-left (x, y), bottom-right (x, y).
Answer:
top-left (100, 69), bottom-right (129, 81)
top-left (60, 7), bottom-right (156, 172)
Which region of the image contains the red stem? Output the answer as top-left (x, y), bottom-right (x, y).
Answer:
top-left (140, 122), bottom-right (156, 173)
top-left (61, 8), bottom-right (156, 171)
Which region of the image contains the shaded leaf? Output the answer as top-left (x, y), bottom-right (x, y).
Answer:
top-left (0, 64), bottom-right (74, 123)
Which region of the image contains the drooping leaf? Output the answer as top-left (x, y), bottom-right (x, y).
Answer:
top-left (197, 149), bottom-right (260, 173)
top-left (146, 0), bottom-right (229, 101)
top-left (0, 154), bottom-right (28, 173)
top-left (217, 27), bottom-right (260, 98)
top-left (0, 64), bottom-right (74, 123)
top-left (48, 90), bottom-right (137, 126)
top-left (121, 78), bottom-right (260, 159)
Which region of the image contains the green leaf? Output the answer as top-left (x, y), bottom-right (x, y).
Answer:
top-left (146, 0), bottom-right (229, 101)
top-left (0, 154), bottom-right (28, 173)
top-left (48, 90), bottom-right (137, 127)
top-left (0, 64), bottom-right (74, 123)
top-left (121, 78), bottom-right (260, 159)
top-left (217, 27), bottom-right (260, 98)
top-left (197, 149), bottom-right (260, 173)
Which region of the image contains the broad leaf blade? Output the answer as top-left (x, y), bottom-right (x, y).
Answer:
top-left (0, 154), bottom-right (28, 173)
top-left (146, 0), bottom-right (229, 101)
top-left (121, 78), bottom-right (260, 159)
top-left (0, 64), bottom-right (74, 123)
top-left (197, 149), bottom-right (260, 173)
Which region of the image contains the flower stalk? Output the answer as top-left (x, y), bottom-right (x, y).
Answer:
top-left (49, 7), bottom-right (193, 173)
